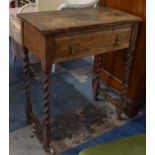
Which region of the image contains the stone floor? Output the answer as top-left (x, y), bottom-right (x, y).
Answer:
top-left (10, 127), bottom-right (47, 155)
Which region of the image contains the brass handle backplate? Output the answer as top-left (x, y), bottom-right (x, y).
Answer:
top-left (68, 43), bottom-right (77, 55)
top-left (114, 35), bottom-right (120, 47)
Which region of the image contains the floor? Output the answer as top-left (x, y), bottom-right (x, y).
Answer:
top-left (9, 115), bottom-right (146, 155)
top-left (63, 114), bottom-right (146, 155)
top-left (10, 127), bottom-right (47, 155)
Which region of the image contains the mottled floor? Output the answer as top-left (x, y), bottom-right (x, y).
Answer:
top-left (9, 114), bottom-right (145, 155)
top-left (10, 127), bottom-right (47, 155)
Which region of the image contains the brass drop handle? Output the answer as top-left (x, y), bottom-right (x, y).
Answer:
top-left (68, 43), bottom-right (77, 55)
top-left (114, 35), bottom-right (120, 47)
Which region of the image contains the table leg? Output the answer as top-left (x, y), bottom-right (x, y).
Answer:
top-left (116, 48), bottom-right (134, 118)
top-left (42, 70), bottom-right (51, 151)
top-left (92, 54), bottom-right (103, 101)
top-left (23, 48), bottom-right (32, 124)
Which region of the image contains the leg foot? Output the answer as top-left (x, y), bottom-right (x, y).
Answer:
top-left (42, 70), bottom-right (51, 150)
top-left (116, 106), bottom-right (123, 120)
top-left (118, 48), bottom-right (134, 118)
top-left (46, 149), bottom-right (54, 155)
top-left (52, 64), bottom-right (56, 73)
top-left (93, 95), bottom-right (98, 101)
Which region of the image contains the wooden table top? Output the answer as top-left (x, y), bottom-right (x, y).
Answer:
top-left (18, 7), bottom-right (142, 35)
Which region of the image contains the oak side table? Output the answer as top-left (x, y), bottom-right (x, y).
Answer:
top-left (18, 7), bottom-right (142, 152)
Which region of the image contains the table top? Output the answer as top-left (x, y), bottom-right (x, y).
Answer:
top-left (18, 7), bottom-right (142, 35)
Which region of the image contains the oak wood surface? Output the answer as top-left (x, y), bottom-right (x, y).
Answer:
top-left (54, 25), bottom-right (132, 63)
top-left (23, 22), bottom-right (46, 59)
top-left (19, 7), bottom-right (142, 70)
top-left (18, 7), bottom-right (141, 34)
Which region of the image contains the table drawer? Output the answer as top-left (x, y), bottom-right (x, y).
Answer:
top-left (54, 26), bottom-right (132, 62)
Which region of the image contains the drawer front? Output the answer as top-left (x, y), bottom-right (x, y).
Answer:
top-left (54, 26), bottom-right (132, 62)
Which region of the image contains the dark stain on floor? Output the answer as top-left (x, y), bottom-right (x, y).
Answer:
top-left (50, 104), bottom-right (113, 140)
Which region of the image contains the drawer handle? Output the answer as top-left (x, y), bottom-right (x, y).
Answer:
top-left (68, 44), bottom-right (77, 55)
top-left (114, 35), bottom-right (120, 47)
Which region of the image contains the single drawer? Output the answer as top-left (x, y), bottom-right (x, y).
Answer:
top-left (54, 26), bottom-right (132, 62)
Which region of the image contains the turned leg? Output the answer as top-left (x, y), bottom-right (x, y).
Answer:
top-left (116, 48), bottom-right (134, 118)
top-left (23, 48), bottom-right (32, 124)
top-left (42, 70), bottom-right (51, 151)
top-left (92, 54), bottom-right (103, 101)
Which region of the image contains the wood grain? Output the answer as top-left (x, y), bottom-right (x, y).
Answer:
top-left (23, 22), bottom-right (45, 60)
top-left (18, 7), bottom-right (141, 34)
top-left (54, 24), bottom-right (132, 63)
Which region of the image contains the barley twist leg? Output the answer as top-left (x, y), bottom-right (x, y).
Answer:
top-left (92, 54), bottom-right (103, 101)
top-left (42, 70), bottom-right (51, 151)
top-left (116, 49), bottom-right (134, 118)
top-left (23, 48), bottom-right (32, 124)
